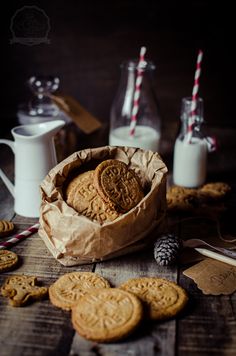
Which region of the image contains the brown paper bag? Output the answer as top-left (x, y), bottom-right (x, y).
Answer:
top-left (39, 146), bottom-right (168, 266)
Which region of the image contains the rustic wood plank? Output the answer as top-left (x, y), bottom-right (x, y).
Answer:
top-left (70, 248), bottom-right (178, 356)
top-left (0, 123), bottom-right (236, 355)
top-left (177, 213), bottom-right (236, 356)
top-left (0, 220), bottom-right (95, 356)
top-left (178, 271), bottom-right (236, 356)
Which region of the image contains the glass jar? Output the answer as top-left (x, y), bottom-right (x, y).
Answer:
top-left (109, 60), bottom-right (161, 152)
top-left (17, 76), bottom-right (77, 161)
top-left (173, 97), bottom-right (208, 187)
top-left (17, 76), bottom-right (64, 124)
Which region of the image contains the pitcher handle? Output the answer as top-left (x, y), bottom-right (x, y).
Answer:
top-left (0, 139), bottom-right (15, 196)
top-left (0, 139), bottom-right (15, 153)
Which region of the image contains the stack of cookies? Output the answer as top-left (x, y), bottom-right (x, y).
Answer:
top-left (65, 159), bottom-right (144, 224)
top-left (48, 271), bottom-right (188, 343)
top-left (167, 182), bottom-right (231, 214)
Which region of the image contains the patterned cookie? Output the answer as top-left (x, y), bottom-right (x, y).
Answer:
top-left (167, 186), bottom-right (198, 212)
top-left (66, 171), bottom-right (95, 208)
top-left (0, 250), bottom-right (18, 273)
top-left (200, 182), bottom-right (231, 200)
top-left (94, 159), bottom-right (144, 213)
top-left (71, 288), bottom-right (143, 342)
top-left (49, 272), bottom-right (111, 310)
top-left (1, 275), bottom-right (48, 306)
top-left (167, 186), bottom-right (197, 197)
top-left (119, 277), bottom-right (188, 320)
top-left (0, 220), bottom-right (14, 237)
top-left (66, 171), bottom-right (120, 223)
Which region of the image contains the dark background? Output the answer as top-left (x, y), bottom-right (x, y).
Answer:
top-left (1, 0), bottom-right (235, 146)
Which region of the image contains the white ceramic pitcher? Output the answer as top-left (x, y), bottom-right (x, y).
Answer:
top-left (0, 120), bottom-right (65, 217)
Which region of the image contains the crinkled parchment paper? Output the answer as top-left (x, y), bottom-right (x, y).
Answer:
top-left (39, 146), bottom-right (168, 266)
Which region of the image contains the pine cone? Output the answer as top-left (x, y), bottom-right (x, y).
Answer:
top-left (154, 234), bottom-right (182, 266)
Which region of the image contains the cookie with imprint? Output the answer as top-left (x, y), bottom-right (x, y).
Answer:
top-left (119, 277), bottom-right (188, 320)
top-left (71, 288), bottom-right (143, 342)
top-left (167, 185), bottom-right (198, 212)
top-left (0, 250), bottom-right (18, 273)
top-left (199, 182), bottom-right (231, 201)
top-left (66, 171), bottom-right (120, 223)
top-left (1, 275), bottom-right (48, 306)
top-left (94, 159), bottom-right (144, 212)
top-left (49, 272), bottom-right (111, 310)
top-left (0, 220), bottom-right (14, 237)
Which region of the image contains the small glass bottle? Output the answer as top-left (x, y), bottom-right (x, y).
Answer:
top-left (109, 60), bottom-right (161, 152)
top-left (173, 97), bottom-right (208, 187)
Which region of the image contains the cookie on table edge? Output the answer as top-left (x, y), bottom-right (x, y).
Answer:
top-left (119, 277), bottom-right (188, 320)
top-left (199, 182), bottom-right (231, 201)
top-left (0, 220), bottom-right (14, 237)
top-left (49, 271), bottom-right (111, 310)
top-left (167, 185), bottom-right (199, 212)
top-left (1, 275), bottom-right (48, 307)
top-left (71, 288), bottom-right (143, 342)
top-left (0, 250), bottom-right (19, 273)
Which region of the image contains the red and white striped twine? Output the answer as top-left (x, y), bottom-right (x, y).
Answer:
top-left (0, 223), bottom-right (39, 250)
top-left (129, 46), bottom-right (147, 137)
top-left (186, 49), bottom-right (203, 143)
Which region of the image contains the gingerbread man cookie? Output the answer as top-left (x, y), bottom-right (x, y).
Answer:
top-left (1, 275), bottom-right (48, 307)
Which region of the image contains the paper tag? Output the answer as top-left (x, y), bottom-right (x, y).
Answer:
top-left (51, 94), bottom-right (102, 134)
top-left (183, 258), bottom-right (236, 295)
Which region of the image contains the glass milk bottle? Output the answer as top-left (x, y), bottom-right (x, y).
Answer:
top-left (173, 97), bottom-right (208, 187)
top-left (109, 60), bottom-right (161, 152)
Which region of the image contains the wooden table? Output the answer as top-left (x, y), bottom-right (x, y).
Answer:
top-left (0, 130), bottom-right (236, 356)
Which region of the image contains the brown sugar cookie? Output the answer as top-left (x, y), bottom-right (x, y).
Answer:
top-left (199, 182), bottom-right (231, 200)
top-left (1, 275), bottom-right (48, 306)
top-left (65, 171), bottom-right (120, 223)
top-left (94, 159), bottom-right (144, 213)
top-left (0, 250), bottom-right (18, 273)
top-left (65, 171), bottom-right (94, 203)
top-left (119, 277), bottom-right (188, 320)
top-left (167, 185), bottom-right (198, 212)
top-left (49, 272), bottom-right (111, 311)
top-left (167, 185), bottom-right (197, 197)
top-left (65, 171), bottom-right (95, 207)
top-left (0, 220), bottom-right (14, 237)
top-left (71, 288), bottom-right (143, 342)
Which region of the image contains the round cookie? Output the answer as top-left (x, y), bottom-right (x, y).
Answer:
top-left (65, 171), bottom-right (120, 223)
top-left (71, 288), bottom-right (143, 342)
top-left (94, 159), bottom-right (144, 212)
top-left (167, 186), bottom-right (198, 212)
top-left (0, 220), bottom-right (14, 237)
top-left (200, 182), bottom-right (231, 200)
top-left (119, 277), bottom-right (188, 320)
top-left (65, 171), bottom-right (96, 209)
top-left (0, 250), bottom-right (18, 273)
top-left (49, 272), bottom-right (111, 310)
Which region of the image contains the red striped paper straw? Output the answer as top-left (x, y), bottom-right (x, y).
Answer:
top-left (186, 49), bottom-right (203, 143)
top-left (129, 46), bottom-right (147, 137)
top-left (0, 223), bottom-right (39, 250)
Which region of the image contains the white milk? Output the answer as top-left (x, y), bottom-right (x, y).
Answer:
top-left (109, 125), bottom-right (160, 152)
top-left (173, 137), bottom-right (208, 187)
